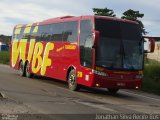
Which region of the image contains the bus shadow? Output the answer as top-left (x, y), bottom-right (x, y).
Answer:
top-left (33, 75), bottom-right (68, 88)
top-left (79, 87), bottom-right (137, 100)
top-left (31, 75), bottom-right (136, 100)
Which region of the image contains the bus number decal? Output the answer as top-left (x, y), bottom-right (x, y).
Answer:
top-left (77, 71), bottom-right (83, 78)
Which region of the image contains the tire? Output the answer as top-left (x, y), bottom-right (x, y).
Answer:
top-left (19, 61), bottom-right (25, 77)
top-left (68, 69), bottom-right (80, 91)
top-left (25, 62), bottom-right (33, 78)
top-left (108, 88), bottom-right (119, 94)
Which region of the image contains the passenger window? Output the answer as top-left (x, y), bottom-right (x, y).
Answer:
top-left (50, 23), bottom-right (64, 42)
top-left (13, 27), bottom-right (25, 41)
top-left (63, 21), bottom-right (78, 42)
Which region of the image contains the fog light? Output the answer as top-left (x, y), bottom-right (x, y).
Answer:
top-left (136, 86), bottom-right (139, 89)
top-left (85, 75), bottom-right (89, 81)
top-left (96, 84), bottom-right (100, 87)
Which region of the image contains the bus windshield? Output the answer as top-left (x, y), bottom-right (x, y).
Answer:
top-left (95, 19), bottom-right (144, 70)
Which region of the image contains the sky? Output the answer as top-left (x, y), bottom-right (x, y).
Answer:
top-left (0, 0), bottom-right (160, 36)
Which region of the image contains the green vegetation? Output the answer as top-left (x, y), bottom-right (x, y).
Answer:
top-left (92, 8), bottom-right (146, 34)
top-left (0, 51), bottom-right (10, 64)
top-left (142, 60), bottom-right (160, 95)
top-left (0, 35), bottom-right (11, 45)
top-left (121, 9), bottom-right (146, 34)
top-left (93, 8), bottom-right (116, 17)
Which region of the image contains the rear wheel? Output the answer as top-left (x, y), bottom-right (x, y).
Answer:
top-left (25, 62), bottom-right (33, 78)
top-left (108, 88), bottom-right (119, 94)
top-left (19, 61), bottom-right (25, 77)
top-left (68, 69), bottom-right (80, 91)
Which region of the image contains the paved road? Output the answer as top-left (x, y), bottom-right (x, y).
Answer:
top-left (0, 64), bottom-right (160, 120)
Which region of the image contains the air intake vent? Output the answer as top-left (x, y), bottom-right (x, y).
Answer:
top-left (60, 16), bottom-right (74, 19)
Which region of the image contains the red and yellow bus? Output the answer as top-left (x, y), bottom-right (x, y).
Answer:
top-left (10, 15), bottom-right (155, 93)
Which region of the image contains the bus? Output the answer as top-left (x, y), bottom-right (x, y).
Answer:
top-left (10, 15), bottom-right (155, 93)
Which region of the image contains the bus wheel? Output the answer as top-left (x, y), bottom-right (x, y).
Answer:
top-left (108, 88), bottom-right (119, 94)
top-left (25, 62), bottom-right (33, 78)
top-left (68, 69), bottom-right (80, 91)
top-left (19, 61), bottom-right (25, 77)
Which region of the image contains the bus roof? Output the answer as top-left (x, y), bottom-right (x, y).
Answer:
top-left (15, 15), bottom-right (138, 28)
top-left (41, 15), bottom-right (137, 25)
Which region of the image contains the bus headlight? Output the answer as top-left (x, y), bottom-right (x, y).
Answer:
top-left (135, 74), bottom-right (143, 79)
top-left (92, 69), bottom-right (108, 77)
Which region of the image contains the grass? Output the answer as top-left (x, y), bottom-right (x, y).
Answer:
top-left (142, 59), bottom-right (160, 95)
top-left (0, 51), bottom-right (10, 64)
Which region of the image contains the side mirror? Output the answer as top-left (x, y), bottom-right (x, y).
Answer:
top-left (144, 37), bottom-right (155, 53)
top-left (92, 30), bottom-right (99, 48)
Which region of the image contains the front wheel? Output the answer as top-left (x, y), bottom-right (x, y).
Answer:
top-left (108, 88), bottom-right (119, 94)
top-left (25, 62), bottom-right (33, 78)
top-left (68, 69), bottom-right (80, 91)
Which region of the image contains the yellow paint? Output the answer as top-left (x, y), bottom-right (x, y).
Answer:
top-left (77, 71), bottom-right (83, 77)
top-left (32, 24), bottom-right (39, 33)
top-left (16, 25), bottom-right (23, 28)
top-left (32, 42), bottom-right (43, 73)
top-left (41, 43), bottom-right (54, 75)
top-left (114, 71), bottom-right (128, 74)
top-left (95, 66), bottom-right (104, 72)
top-left (12, 39), bottom-right (27, 67)
top-left (24, 24), bottom-right (32, 34)
top-left (56, 46), bottom-right (64, 52)
top-left (12, 23), bottom-right (55, 75)
top-left (15, 28), bottom-right (21, 34)
top-left (27, 39), bottom-right (36, 63)
top-left (65, 45), bottom-right (76, 50)
top-left (26, 24), bottom-right (38, 63)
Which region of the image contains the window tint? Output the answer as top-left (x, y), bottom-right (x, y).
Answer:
top-left (38, 25), bottom-right (51, 41)
top-left (80, 20), bottom-right (93, 68)
top-left (22, 27), bottom-right (32, 41)
top-left (50, 23), bottom-right (64, 42)
top-left (95, 19), bottom-right (120, 38)
top-left (63, 21), bottom-right (78, 42)
top-left (29, 21), bottom-right (78, 42)
top-left (13, 27), bottom-right (25, 41)
top-left (30, 26), bottom-right (38, 40)
top-left (19, 27), bottom-right (25, 40)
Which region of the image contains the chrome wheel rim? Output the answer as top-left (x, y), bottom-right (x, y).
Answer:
top-left (19, 63), bottom-right (23, 75)
top-left (69, 74), bottom-right (75, 87)
top-left (26, 64), bottom-right (30, 76)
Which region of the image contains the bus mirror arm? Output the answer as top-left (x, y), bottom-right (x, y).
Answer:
top-left (143, 36), bottom-right (155, 53)
top-left (149, 38), bottom-right (155, 53)
top-left (92, 30), bottom-right (100, 48)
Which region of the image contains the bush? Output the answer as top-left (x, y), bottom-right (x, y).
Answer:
top-left (142, 63), bottom-right (160, 95)
top-left (0, 51), bottom-right (10, 64)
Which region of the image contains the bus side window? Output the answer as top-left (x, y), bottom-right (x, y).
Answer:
top-left (30, 26), bottom-right (38, 41)
top-left (50, 23), bottom-right (64, 42)
top-left (13, 27), bottom-right (24, 41)
top-left (40, 25), bottom-right (51, 42)
top-left (63, 21), bottom-right (78, 43)
top-left (80, 19), bottom-right (93, 68)
top-left (36, 25), bottom-right (51, 42)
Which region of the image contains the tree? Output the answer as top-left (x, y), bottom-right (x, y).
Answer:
top-left (121, 9), bottom-right (146, 34)
top-left (93, 8), bottom-right (116, 17)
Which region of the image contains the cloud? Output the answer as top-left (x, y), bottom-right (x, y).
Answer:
top-left (142, 20), bottom-right (160, 36)
top-left (0, 0), bottom-right (74, 35)
top-left (0, 0), bottom-right (160, 36)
